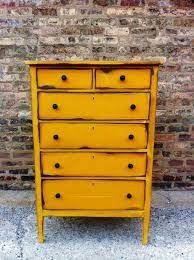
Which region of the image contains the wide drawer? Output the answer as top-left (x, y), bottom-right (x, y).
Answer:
top-left (41, 152), bottom-right (147, 177)
top-left (42, 180), bottom-right (145, 210)
top-left (96, 68), bottom-right (151, 89)
top-left (38, 93), bottom-right (150, 120)
top-left (37, 69), bottom-right (92, 89)
top-left (39, 123), bottom-right (147, 149)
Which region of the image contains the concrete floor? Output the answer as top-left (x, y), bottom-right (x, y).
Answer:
top-left (0, 190), bottom-right (193, 260)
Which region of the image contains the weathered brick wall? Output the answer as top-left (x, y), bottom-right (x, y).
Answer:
top-left (0, 0), bottom-right (193, 190)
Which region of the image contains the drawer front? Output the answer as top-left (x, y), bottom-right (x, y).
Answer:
top-left (41, 152), bottom-right (147, 177)
top-left (38, 93), bottom-right (150, 120)
top-left (42, 180), bottom-right (145, 210)
top-left (96, 69), bottom-right (151, 89)
top-left (37, 69), bottom-right (92, 89)
top-left (39, 123), bottom-right (147, 149)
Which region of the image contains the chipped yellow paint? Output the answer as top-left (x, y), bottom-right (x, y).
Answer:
top-left (96, 69), bottom-right (151, 89)
top-left (41, 152), bottom-right (147, 177)
top-left (142, 66), bottom-right (159, 245)
top-left (27, 60), bottom-right (162, 244)
top-left (42, 209), bottom-right (144, 218)
top-left (39, 122), bottom-right (147, 149)
top-left (37, 68), bottom-right (92, 89)
top-left (38, 92), bottom-right (150, 120)
top-left (25, 59), bottom-right (164, 65)
top-left (29, 66), bottom-right (44, 243)
top-left (42, 180), bottom-right (145, 210)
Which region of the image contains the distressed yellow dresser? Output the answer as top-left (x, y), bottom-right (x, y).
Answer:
top-left (26, 60), bottom-right (162, 244)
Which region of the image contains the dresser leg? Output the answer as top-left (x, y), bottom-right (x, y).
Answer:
top-left (142, 215), bottom-right (150, 245)
top-left (37, 215), bottom-right (44, 243)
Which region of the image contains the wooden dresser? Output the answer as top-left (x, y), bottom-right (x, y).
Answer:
top-left (26, 60), bottom-right (162, 244)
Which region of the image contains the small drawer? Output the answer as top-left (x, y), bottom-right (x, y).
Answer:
top-left (96, 68), bottom-right (151, 89)
top-left (39, 123), bottom-right (147, 149)
top-left (41, 152), bottom-right (147, 177)
top-left (37, 69), bottom-right (92, 89)
top-left (42, 180), bottom-right (145, 210)
top-left (38, 92), bottom-right (150, 120)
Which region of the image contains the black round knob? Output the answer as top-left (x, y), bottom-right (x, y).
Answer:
top-left (130, 104), bottom-right (136, 110)
top-left (52, 104), bottom-right (58, 110)
top-left (127, 193), bottom-right (132, 199)
top-left (128, 134), bottom-right (134, 140)
top-left (128, 163), bottom-right (133, 169)
top-left (53, 134), bottom-right (59, 140)
top-left (120, 75), bottom-right (125, 81)
top-left (55, 193), bottom-right (61, 199)
top-left (61, 75), bottom-right (67, 81)
top-left (55, 163), bottom-right (60, 168)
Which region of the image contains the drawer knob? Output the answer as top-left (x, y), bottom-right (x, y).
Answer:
top-left (55, 163), bottom-right (60, 168)
top-left (55, 193), bottom-right (61, 199)
top-left (53, 134), bottom-right (59, 140)
top-left (130, 104), bottom-right (136, 110)
top-left (120, 75), bottom-right (125, 81)
top-left (128, 134), bottom-right (134, 140)
top-left (127, 193), bottom-right (132, 199)
top-left (61, 75), bottom-right (67, 81)
top-left (52, 104), bottom-right (58, 109)
top-left (128, 163), bottom-right (133, 169)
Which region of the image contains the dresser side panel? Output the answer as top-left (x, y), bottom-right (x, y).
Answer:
top-left (30, 66), bottom-right (43, 218)
top-left (142, 65), bottom-right (159, 244)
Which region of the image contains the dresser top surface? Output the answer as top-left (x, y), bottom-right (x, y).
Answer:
top-left (25, 59), bottom-right (165, 66)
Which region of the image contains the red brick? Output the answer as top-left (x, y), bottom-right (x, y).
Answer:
top-left (186, 160), bottom-right (194, 166)
top-left (5, 176), bottom-right (17, 181)
top-left (147, 0), bottom-right (157, 5)
top-left (179, 134), bottom-right (191, 141)
top-left (156, 134), bottom-right (176, 142)
top-left (168, 160), bottom-right (184, 166)
top-left (161, 64), bottom-right (181, 72)
top-left (75, 0), bottom-right (89, 4)
top-left (173, 18), bottom-right (194, 27)
top-left (61, 0), bottom-right (72, 4)
top-left (13, 152), bottom-right (33, 159)
top-left (32, 8), bottom-right (57, 16)
top-left (93, 0), bottom-right (118, 6)
top-left (0, 160), bottom-right (23, 167)
top-left (0, 1), bottom-right (16, 7)
top-left (174, 0), bottom-right (194, 8)
top-left (163, 175), bottom-right (183, 182)
top-left (121, 0), bottom-right (143, 6)
top-left (147, 0), bottom-right (194, 8)
top-left (0, 152), bottom-right (10, 159)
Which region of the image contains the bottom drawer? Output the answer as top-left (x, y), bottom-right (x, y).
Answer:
top-left (42, 180), bottom-right (145, 210)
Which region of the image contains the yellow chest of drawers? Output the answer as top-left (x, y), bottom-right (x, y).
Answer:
top-left (26, 60), bottom-right (162, 244)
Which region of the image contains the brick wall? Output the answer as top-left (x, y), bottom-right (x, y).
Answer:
top-left (0, 0), bottom-right (193, 190)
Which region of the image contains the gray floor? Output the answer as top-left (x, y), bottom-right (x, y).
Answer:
top-left (0, 190), bottom-right (193, 260)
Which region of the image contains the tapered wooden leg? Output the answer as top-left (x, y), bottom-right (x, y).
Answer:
top-left (142, 214), bottom-right (150, 245)
top-left (37, 214), bottom-right (44, 243)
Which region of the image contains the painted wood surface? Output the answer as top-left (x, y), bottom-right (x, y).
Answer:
top-left (38, 92), bottom-right (150, 120)
top-left (42, 180), bottom-right (145, 210)
top-left (28, 60), bottom-right (161, 244)
top-left (41, 152), bottom-right (147, 177)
